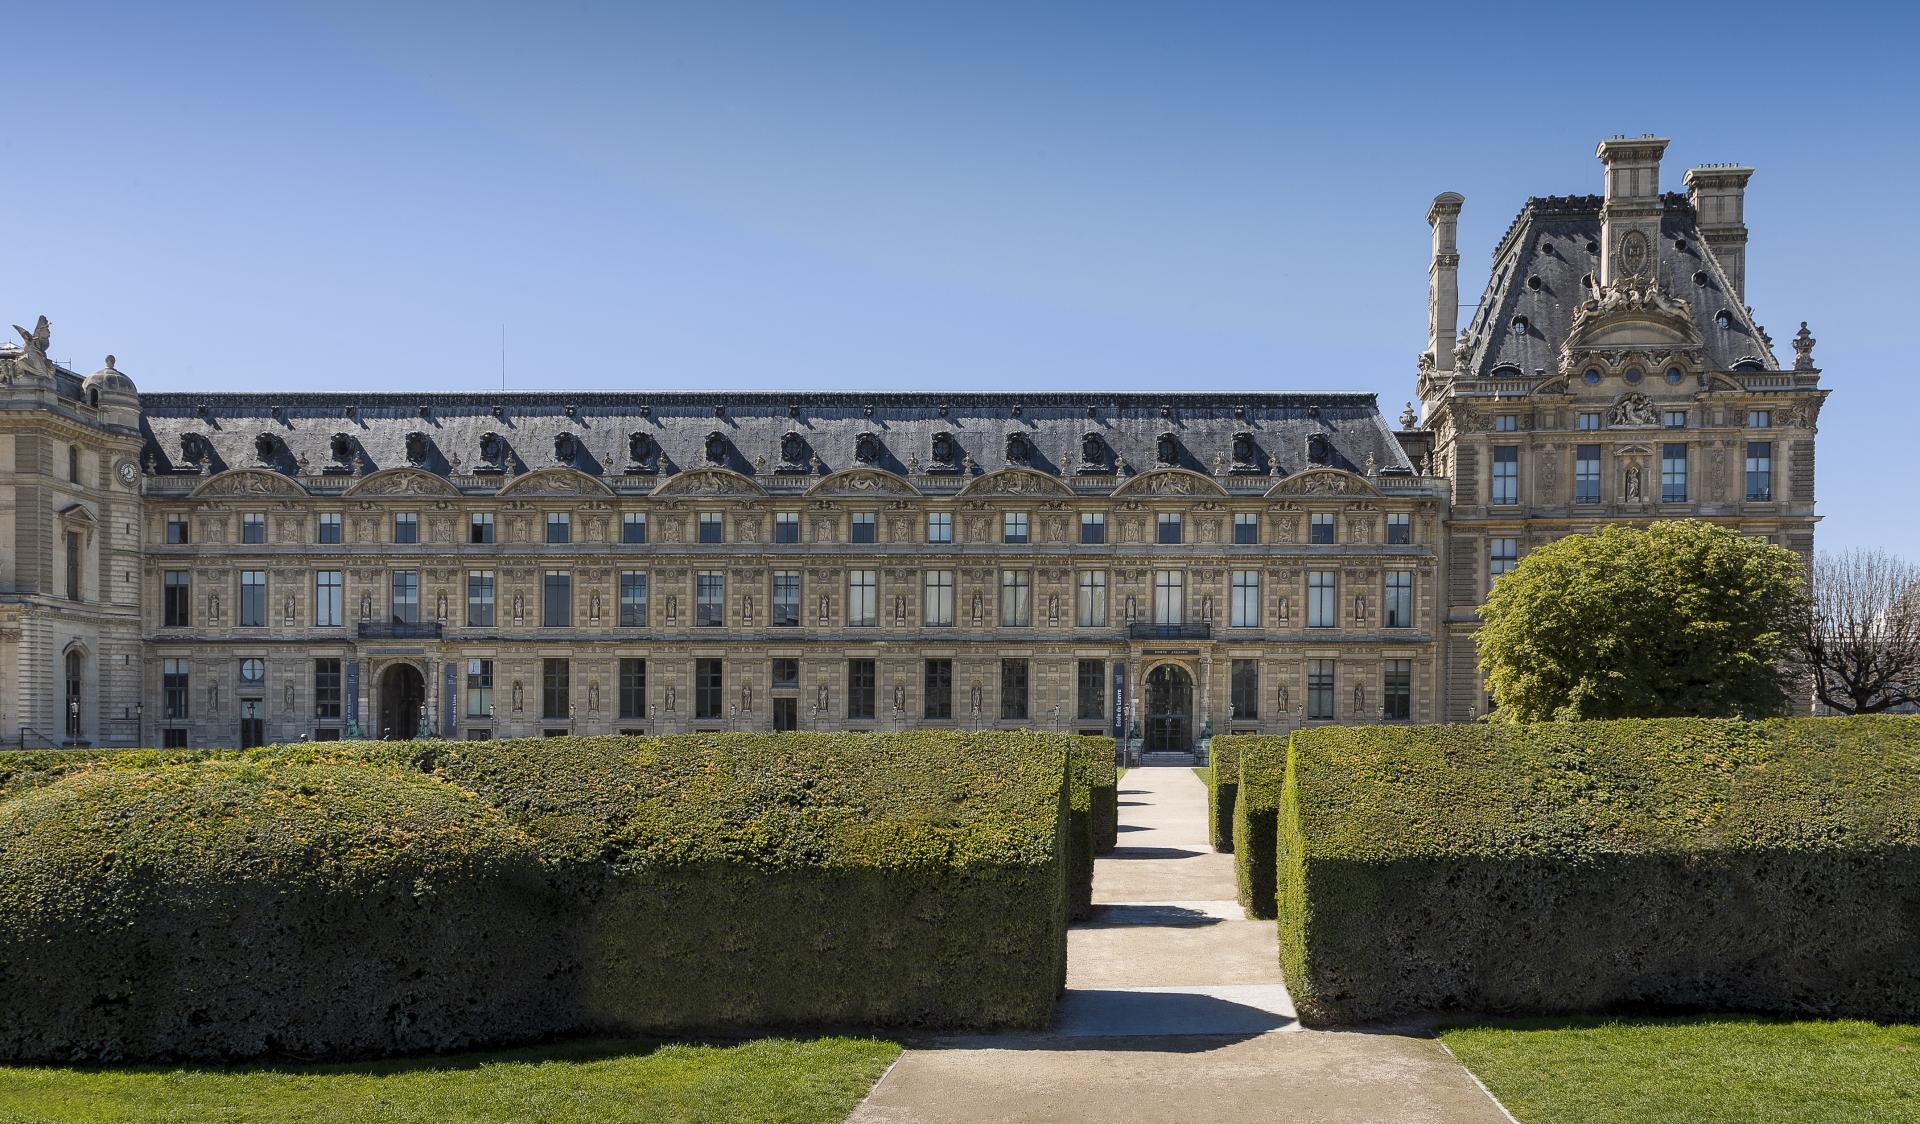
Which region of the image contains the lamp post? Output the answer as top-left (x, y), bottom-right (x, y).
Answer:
top-left (135, 701), bottom-right (143, 748)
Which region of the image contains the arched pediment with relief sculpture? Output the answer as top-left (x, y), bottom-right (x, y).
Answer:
top-left (1562, 276), bottom-right (1702, 358)
top-left (495, 466), bottom-right (615, 498)
top-left (648, 466), bottom-right (765, 499)
top-left (189, 467), bottom-right (310, 500)
top-left (957, 467), bottom-right (1075, 499)
top-left (1264, 467), bottom-right (1380, 499)
top-left (344, 467), bottom-right (462, 499)
top-left (1110, 467), bottom-right (1229, 499)
top-left (806, 468), bottom-right (922, 498)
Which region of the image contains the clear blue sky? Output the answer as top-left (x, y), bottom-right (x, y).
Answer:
top-left (9, 1), bottom-right (1915, 555)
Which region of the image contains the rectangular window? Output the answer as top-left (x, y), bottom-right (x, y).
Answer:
top-left (924, 570), bottom-right (954, 626)
top-left (163, 659), bottom-right (190, 719)
top-left (772, 658), bottom-right (800, 689)
top-left (924, 658), bottom-right (953, 720)
top-left (1494, 414), bottom-right (1518, 432)
top-left (1156, 513), bottom-right (1183, 545)
top-left (1491, 446), bottom-right (1519, 504)
top-left (1231, 659), bottom-right (1259, 721)
top-left (698, 512), bottom-right (724, 544)
top-left (1310, 513), bottom-right (1336, 544)
top-left (774, 511), bottom-right (801, 543)
top-left (466, 570), bottom-right (494, 626)
top-left (466, 658), bottom-right (493, 717)
top-left (469, 512), bottom-right (494, 544)
top-left (1385, 571), bottom-right (1413, 628)
top-left (543, 571), bottom-right (571, 628)
top-left (771, 570), bottom-right (800, 627)
top-left (1383, 659), bottom-right (1412, 721)
top-left (695, 658), bottom-right (723, 719)
top-left (1746, 441), bottom-right (1773, 501)
top-left (1575, 445), bottom-right (1602, 504)
top-left (1003, 512), bottom-right (1030, 544)
top-left (1000, 570), bottom-right (1031, 626)
top-left (851, 512), bottom-right (877, 544)
top-left (1662, 443), bottom-right (1689, 503)
top-left (1577, 412), bottom-right (1603, 432)
top-left (1307, 571), bottom-right (1336, 628)
top-left (927, 512), bottom-right (953, 544)
top-left (166, 515), bottom-right (190, 544)
top-left (1664, 410), bottom-right (1689, 429)
top-left (1076, 659), bottom-right (1105, 721)
top-left (242, 512), bottom-right (267, 544)
top-left (696, 571), bottom-right (725, 626)
top-left (1748, 409), bottom-right (1773, 429)
top-left (620, 513), bottom-right (646, 544)
top-left (314, 658), bottom-right (342, 719)
top-left (315, 570), bottom-right (343, 627)
top-left (318, 512), bottom-right (343, 544)
top-left (1153, 569), bottom-right (1185, 625)
top-left (546, 512), bottom-right (571, 544)
top-left (390, 570), bottom-right (419, 624)
top-left (999, 659), bottom-right (1029, 720)
top-left (1077, 570), bottom-right (1107, 627)
top-left (393, 512), bottom-right (418, 544)
top-left (240, 570), bottom-right (267, 627)
top-left (1386, 513), bottom-right (1411, 544)
top-left (1230, 570), bottom-right (1261, 628)
top-left (1080, 512), bottom-right (1107, 544)
top-left (542, 658), bottom-right (570, 719)
top-left (164, 570), bottom-right (191, 627)
top-left (1307, 659), bottom-right (1336, 721)
top-left (161, 728), bottom-right (190, 748)
top-left (1233, 513), bottom-right (1260, 545)
top-left (620, 571), bottom-right (649, 627)
top-left (848, 569), bottom-right (877, 626)
top-left (619, 658), bottom-right (647, 719)
top-left (847, 659), bottom-right (875, 720)
top-left (1490, 538), bottom-right (1519, 579)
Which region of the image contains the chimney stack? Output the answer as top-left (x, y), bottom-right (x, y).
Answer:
top-left (1684, 164), bottom-right (1755, 302)
top-left (1426, 192), bottom-right (1464, 373)
top-left (1595, 135), bottom-right (1669, 287)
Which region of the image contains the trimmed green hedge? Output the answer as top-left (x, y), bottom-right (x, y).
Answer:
top-left (1074, 735), bottom-right (1119, 854)
top-left (1271, 717), bottom-right (1920, 1025)
top-left (0, 732), bottom-right (1072, 1061)
top-left (1207, 736), bottom-right (1245, 853)
top-left (1228, 736), bottom-right (1285, 918)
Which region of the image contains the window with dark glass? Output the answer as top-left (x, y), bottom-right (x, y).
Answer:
top-left (242, 512), bottom-right (267, 544)
top-left (318, 512), bottom-right (343, 544)
top-left (466, 658), bottom-right (493, 717)
top-left (774, 512), bottom-right (800, 543)
top-left (1575, 445), bottom-right (1602, 504)
top-left (1383, 659), bottom-right (1412, 721)
top-left (315, 658), bottom-right (342, 719)
top-left (546, 512), bottom-right (571, 544)
top-left (543, 570), bottom-right (571, 627)
top-left (999, 659), bottom-right (1029, 721)
top-left (1386, 513), bottom-right (1411, 544)
top-left (924, 570), bottom-right (954, 626)
top-left (240, 570), bottom-right (267, 627)
top-left (698, 512), bottom-right (724, 543)
top-left (1231, 659), bottom-right (1258, 721)
top-left (1231, 570), bottom-right (1260, 628)
top-left (1662, 443), bottom-right (1688, 502)
top-left (620, 658), bottom-right (647, 719)
top-left (1491, 446), bottom-right (1519, 504)
top-left (1310, 513), bottom-right (1336, 544)
top-left (1000, 570), bottom-right (1031, 626)
top-left (772, 570), bottom-right (801, 626)
top-left (1003, 512), bottom-right (1029, 544)
top-left (1080, 512), bottom-right (1106, 544)
top-left (1746, 441), bottom-right (1773, 501)
top-left (1307, 659), bottom-right (1335, 721)
top-left (164, 569), bottom-right (191, 627)
top-left (1307, 571), bottom-right (1336, 628)
top-left (393, 512), bottom-right (418, 544)
top-left (621, 512), bottom-right (647, 544)
top-left (467, 570), bottom-right (494, 626)
top-left (390, 570), bottom-right (419, 624)
top-left (620, 571), bottom-right (648, 626)
top-left (847, 659), bottom-right (876, 720)
top-left (542, 658), bottom-right (570, 719)
top-left (1385, 571), bottom-right (1413, 628)
top-left (1490, 538), bottom-right (1519, 579)
top-left (1077, 659), bottom-right (1105, 721)
top-left (696, 571), bottom-right (725, 626)
top-left (1233, 513), bottom-right (1259, 544)
top-left (1156, 513), bottom-right (1183, 544)
top-left (924, 658), bottom-right (953, 720)
top-left (851, 512), bottom-right (877, 544)
top-left (927, 512), bottom-right (953, 543)
top-left (469, 512), bottom-right (494, 544)
top-left (166, 515), bottom-right (190, 544)
top-left (772, 658), bottom-right (800, 689)
top-left (315, 569), bottom-right (342, 627)
top-left (163, 658), bottom-right (190, 719)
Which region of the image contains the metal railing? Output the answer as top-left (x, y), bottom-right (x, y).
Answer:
top-left (357, 621), bottom-right (444, 640)
top-left (1125, 622), bottom-right (1212, 641)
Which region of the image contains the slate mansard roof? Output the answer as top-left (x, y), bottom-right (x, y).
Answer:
top-left (1459, 193), bottom-right (1779, 380)
top-left (135, 390), bottom-right (1414, 488)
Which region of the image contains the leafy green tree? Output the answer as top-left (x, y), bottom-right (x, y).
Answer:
top-left (1477, 520), bottom-right (1806, 720)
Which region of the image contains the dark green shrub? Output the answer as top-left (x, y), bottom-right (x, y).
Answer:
top-left (1208, 735), bottom-right (1248, 853)
top-left (0, 747), bottom-right (226, 803)
top-left (1074, 735), bottom-right (1119, 854)
top-left (1276, 717), bottom-right (1920, 1025)
top-left (1229, 735), bottom-right (1286, 917)
top-left (1063, 740), bottom-right (1097, 920)
top-left (0, 759), bottom-right (569, 1061)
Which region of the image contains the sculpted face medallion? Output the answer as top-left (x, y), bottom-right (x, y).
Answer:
top-left (1618, 230), bottom-right (1650, 278)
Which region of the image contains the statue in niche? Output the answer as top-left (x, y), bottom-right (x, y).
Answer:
top-left (511, 681), bottom-right (523, 711)
top-left (1156, 432), bottom-right (1179, 466)
top-left (588, 682), bottom-right (600, 712)
top-left (856, 432), bottom-right (881, 465)
top-left (512, 592), bottom-right (526, 619)
top-left (436, 591), bottom-right (448, 620)
top-left (283, 592), bottom-right (295, 620)
top-left (359, 591), bottom-right (372, 620)
top-left (704, 431), bottom-right (728, 465)
top-left (1624, 463), bottom-right (1644, 501)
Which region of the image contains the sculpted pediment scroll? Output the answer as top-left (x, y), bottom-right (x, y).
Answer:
top-left (189, 467), bottom-right (310, 499)
top-left (1264, 468), bottom-right (1380, 499)
top-left (344, 467), bottom-right (462, 498)
top-left (1110, 467), bottom-right (1229, 499)
top-left (807, 468), bottom-right (922, 498)
top-left (649, 467), bottom-right (766, 499)
top-left (957, 467), bottom-right (1075, 498)
top-left (495, 466), bottom-right (615, 498)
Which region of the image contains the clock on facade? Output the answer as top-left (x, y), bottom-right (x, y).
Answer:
top-left (117, 460), bottom-right (138, 486)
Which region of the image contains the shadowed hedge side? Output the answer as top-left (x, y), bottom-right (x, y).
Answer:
top-left (1274, 717), bottom-right (1920, 1025)
top-left (1207, 736), bottom-right (1246, 853)
top-left (1228, 736), bottom-right (1285, 918)
top-left (1074, 736), bottom-right (1119, 855)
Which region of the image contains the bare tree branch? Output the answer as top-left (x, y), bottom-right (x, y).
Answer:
top-left (1797, 549), bottom-right (1920, 714)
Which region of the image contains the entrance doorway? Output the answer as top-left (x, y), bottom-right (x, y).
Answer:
top-left (239, 699), bottom-right (266, 749)
top-left (1145, 664), bottom-right (1193, 752)
top-left (773, 697), bottom-right (798, 731)
top-left (378, 663), bottom-right (427, 740)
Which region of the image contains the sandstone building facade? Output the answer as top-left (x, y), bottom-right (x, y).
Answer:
top-left (0, 136), bottom-right (1826, 752)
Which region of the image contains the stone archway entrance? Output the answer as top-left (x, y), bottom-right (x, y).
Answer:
top-left (378, 663), bottom-right (426, 740)
top-left (1144, 664), bottom-right (1193, 752)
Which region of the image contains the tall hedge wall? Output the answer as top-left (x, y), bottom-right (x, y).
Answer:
top-left (1073, 735), bottom-right (1119, 854)
top-left (0, 731), bottom-right (1072, 1061)
top-left (1273, 717), bottom-right (1920, 1025)
top-left (1207, 736), bottom-right (1247, 853)
top-left (1227, 736), bottom-right (1286, 917)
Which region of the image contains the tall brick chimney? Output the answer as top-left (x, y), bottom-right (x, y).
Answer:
top-left (1426, 192), bottom-right (1464, 373)
top-left (1595, 135), bottom-right (1669, 287)
top-left (1684, 164), bottom-right (1755, 302)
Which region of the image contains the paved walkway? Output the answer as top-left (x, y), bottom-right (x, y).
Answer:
top-left (848, 767), bottom-right (1513, 1123)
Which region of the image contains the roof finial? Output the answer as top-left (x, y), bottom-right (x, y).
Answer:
top-left (104, 354), bottom-right (116, 370)
top-left (1793, 321), bottom-right (1817, 371)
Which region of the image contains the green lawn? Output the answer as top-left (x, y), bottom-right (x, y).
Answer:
top-left (0, 1036), bottom-right (900, 1124)
top-left (1440, 1016), bottom-right (1920, 1124)
top-left (1191, 766), bottom-right (1209, 785)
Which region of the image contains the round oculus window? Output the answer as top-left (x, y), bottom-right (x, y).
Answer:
top-left (1583, 369), bottom-right (1601, 385)
top-left (1665, 367), bottom-right (1685, 384)
top-left (1624, 368), bottom-right (1644, 384)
